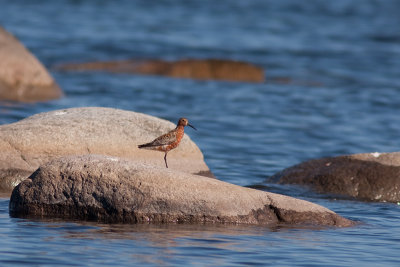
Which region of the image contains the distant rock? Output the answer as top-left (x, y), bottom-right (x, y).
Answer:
top-left (0, 107), bottom-right (211, 192)
top-left (9, 155), bottom-right (353, 227)
top-left (0, 26), bottom-right (62, 102)
top-left (56, 58), bottom-right (265, 83)
top-left (270, 152), bottom-right (400, 202)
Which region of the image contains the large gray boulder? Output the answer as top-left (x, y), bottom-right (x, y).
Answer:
top-left (0, 107), bottom-right (211, 192)
top-left (0, 26), bottom-right (62, 102)
top-left (9, 155), bottom-right (353, 227)
top-left (270, 152), bottom-right (400, 202)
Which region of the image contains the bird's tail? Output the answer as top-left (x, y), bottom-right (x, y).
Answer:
top-left (138, 143), bottom-right (152, 149)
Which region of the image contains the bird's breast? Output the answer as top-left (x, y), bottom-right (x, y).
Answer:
top-left (165, 127), bottom-right (184, 151)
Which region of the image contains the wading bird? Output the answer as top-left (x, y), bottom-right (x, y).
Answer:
top-left (138, 118), bottom-right (197, 168)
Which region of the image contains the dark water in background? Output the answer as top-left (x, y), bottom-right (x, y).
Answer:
top-left (1, 0), bottom-right (400, 265)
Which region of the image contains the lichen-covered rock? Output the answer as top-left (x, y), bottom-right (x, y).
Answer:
top-left (0, 107), bottom-right (211, 192)
top-left (270, 152), bottom-right (400, 202)
top-left (56, 58), bottom-right (265, 83)
top-left (9, 155), bottom-right (353, 227)
top-left (0, 26), bottom-right (62, 102)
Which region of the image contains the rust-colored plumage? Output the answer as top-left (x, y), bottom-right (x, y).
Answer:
top-left (138, 118), bottom-right (196, 168)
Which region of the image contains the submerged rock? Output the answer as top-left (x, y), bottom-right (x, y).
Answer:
top-left (0, 107), bottom-right (211, 192)
top-left (9, 155), bottom-right (353, 227)
top-left (270, 152), bottom-right (400, 202)
top-left (0, 26), bottom-right (62, 102)
top-left (56, 58), bottom-right (265, 83)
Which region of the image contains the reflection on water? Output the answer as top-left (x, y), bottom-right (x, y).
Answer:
top-left (1, 187), bottom-right (400, 266)
top-left (5, 207), bottom-right (332, 266)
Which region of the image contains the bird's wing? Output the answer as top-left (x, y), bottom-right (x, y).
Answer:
top-left (145, 130), bottom-right (177, 147)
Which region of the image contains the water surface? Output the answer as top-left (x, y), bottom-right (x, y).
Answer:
top-left (1, 0), bottom-right (400, 266)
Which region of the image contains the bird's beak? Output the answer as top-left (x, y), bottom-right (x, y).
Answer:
top-left (188, 123), bottom-right (197, 130)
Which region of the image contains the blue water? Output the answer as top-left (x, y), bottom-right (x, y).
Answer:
top-left (1, 0), bottom-right (400, 266)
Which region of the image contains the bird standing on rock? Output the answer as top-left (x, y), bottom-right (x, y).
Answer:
top-left (138, 118), bottom-right (197, 168)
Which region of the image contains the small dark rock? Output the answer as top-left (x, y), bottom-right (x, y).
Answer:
top-left (270, 152), bottom-right (400, 202)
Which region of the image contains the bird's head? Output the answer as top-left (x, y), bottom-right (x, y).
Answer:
top-left (177, 117), bottom-right (197, 130)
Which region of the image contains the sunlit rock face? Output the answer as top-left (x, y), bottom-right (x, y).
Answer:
top-left (0, 26), bottom-right (62, 102)
top-left (0, 107), bottom-right (211, 192)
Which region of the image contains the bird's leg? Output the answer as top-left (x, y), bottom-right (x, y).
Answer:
top-left (164, 151), bottom-right (168, 168)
